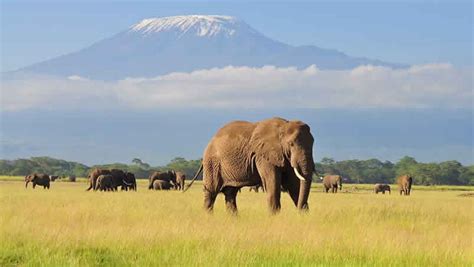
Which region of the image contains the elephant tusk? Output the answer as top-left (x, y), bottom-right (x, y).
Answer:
top-left (293, 167), bottom-right (306, 181)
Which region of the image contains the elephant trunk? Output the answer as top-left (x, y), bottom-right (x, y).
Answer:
top-left (297, 177), bottom-right (311, 210)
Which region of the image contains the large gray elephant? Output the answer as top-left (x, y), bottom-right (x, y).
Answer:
top-left (25, 173), bottom-right (50, 189)
top-left (153, 180), bottom-right (174, 190)
top-left (186, 117), bottom-right (315, 214)
top-left (148, 171), bottom-right (176, 190)
top-left (374, 183), bottom-right (391, 194)
top-left (97, 174), bottom-right (114, 191)
top-left (397, 175), bottom-right (413, 195)
top-left (321, 175), bottom-right (342, 193)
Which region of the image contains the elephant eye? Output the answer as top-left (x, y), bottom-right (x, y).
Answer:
top-left (289, 141), bottom-right (294, 147)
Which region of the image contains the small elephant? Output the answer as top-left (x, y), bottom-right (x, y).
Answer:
top-left (374, 184), bottom-right (391, 194)
top-left (174, 171), bottom-right (186, 191)
top-left (49, 175), bottom-right (59, 182)
top-left (321, 175), bottom-right (342, 193)
top-left (68, 175), bottom-right (76, 182)
top-left (25, 173), bottom-right (50, 189)
top-left (153, 180), bottom-right (173, 190)
top-left (97, 174), bottom-right (114, 191)
top-left (397, 175), bottom-right (413, 196)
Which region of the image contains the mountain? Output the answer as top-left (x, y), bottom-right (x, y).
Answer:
top-left (18, 15), bottom-right (403, 80)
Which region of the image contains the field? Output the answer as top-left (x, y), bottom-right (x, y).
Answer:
top-left (1, 177), bottom-right (472, 266)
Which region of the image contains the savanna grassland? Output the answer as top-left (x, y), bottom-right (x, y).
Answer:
top-left (0, 178), bottom-right (472, 266)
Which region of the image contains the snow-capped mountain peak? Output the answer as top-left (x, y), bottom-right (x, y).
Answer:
top-left (129, 15), bottom-right (241, 37)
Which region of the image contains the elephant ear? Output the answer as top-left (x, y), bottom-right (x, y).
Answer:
top-left (250, 118), bottom-right (286, 167)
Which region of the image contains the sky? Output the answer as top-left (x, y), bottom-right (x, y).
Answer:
top-left (0, 1), bottom-right (473, 165)
top-left (1, 0), bottom-right (472, 72)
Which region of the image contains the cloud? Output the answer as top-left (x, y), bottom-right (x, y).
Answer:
top-left (1, 64), bottom-right (472, 111)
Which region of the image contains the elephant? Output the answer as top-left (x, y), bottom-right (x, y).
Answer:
top-left (152, 180), bottom-right (173, 190)
top-left (25, 173), bottom-right (50, 189)
top-left (174, 171), bottom-right (186, 191)
top-left (87, 169), bottom-right (129, 191)
top-left (374, 183), bottom-right (391, 194)
top-left (321, 175), bottom-right (342, 193)
top-left (249, 184), bottom-right (264, 193)
top-left (122, 172), bottom-right (137, 191)
top-left (148, 171), bottom-right (176, 190)
top-left (185, 117), bottom-right (315, 214)
top-left (68, 175), bottom-right (76, 182)
top-left (49, 175), bottom-right (59, 182)
top-left (397, 175), bottom-right (413, 196)
top-left (86, 168), bottom-right (111, 191)
top-left (97, 174), bottom-right (114, 191)
top-left (109, 169), bottom-right (127, 191)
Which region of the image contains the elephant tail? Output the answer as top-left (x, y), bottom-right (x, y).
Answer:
top-left (183, 164), bottom-right (203, 193)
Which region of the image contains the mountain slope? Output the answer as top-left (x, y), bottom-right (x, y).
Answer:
top-left (19, 15), bottom-right (402, 80)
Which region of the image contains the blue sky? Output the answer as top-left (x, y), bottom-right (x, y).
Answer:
top-left (1, 0), bottom-right (472, 72)
top-left (1, 1), bottom-right (472, 164)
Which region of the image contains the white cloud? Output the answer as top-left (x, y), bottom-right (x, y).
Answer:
top-left (1, 64), bottom-right (472, 111)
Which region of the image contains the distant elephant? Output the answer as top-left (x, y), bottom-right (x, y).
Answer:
top-left (397, 175), bottom-right (413, 196)
top-left (374, 184), bottom-right (391, 194)
top-left (249, 184), bottom-right (264, 193)
top-left (25, 173), bottom-right (50, 189)
top-left (49, 175), bottom-right (59, 182)
top-left (153, 180), bottom-right (173, 190)
top-left (109, 169), bottom-right (127, 191)
top-left (86, 168), bottom-right (111, 191)
top-left (186, 117), bottom-right (315, 214)
top-left (321, 175), bottom-right (342, 193)
top-left (148, 171), bottom-right (176, 190)
top-left (123, 172), bottom-right (137, 191)
top-left (68, 175), bottom-right (76, 182)
top-left (97, 174), bottom-right (113, 191)
top-left (174, 171), bottom-right (186, 191)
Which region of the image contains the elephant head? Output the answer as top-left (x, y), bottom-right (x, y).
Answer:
top-left (251, 118), bottom-right (315, 210)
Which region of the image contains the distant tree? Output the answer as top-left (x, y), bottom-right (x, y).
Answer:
top-left (131, 158), bottom-right (150, 169)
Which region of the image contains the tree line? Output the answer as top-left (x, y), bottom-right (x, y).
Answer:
top-left (0, 156), bottom-right (472, 185)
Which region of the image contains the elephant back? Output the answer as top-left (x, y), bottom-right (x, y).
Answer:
top-left (323, 175), bottom-right (341, 186)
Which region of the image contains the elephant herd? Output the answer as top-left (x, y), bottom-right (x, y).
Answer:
top-left (148, 170), bottom-right (186, 191)
top-left (23, 117), bottom-right (415, 215)
top-left (84, 168), bottom-right (187, 192)
top-left (318, 174), bottom-right (413, 195)
top-left (85, 168), bottom-right (137, 191)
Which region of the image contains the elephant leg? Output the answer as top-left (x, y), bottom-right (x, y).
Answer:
top-left (222, 186), bottom-right (239, 214)
top-left (282, 171), bottom-right (300, 207)
top-left (33, 183), bottom-right (36, 189)
top-left (204, 190), bottom-right (218, 212)
top-left (258, 165), bottom-right (281, 214)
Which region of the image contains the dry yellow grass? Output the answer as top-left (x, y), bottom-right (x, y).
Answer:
top-left (0, 179), bottom-right (472, 266)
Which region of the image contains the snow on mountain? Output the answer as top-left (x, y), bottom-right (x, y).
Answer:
top-left (130, 15), bottom-right (241, 37)
top-left (15, 15), bottom-right (404, 80)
